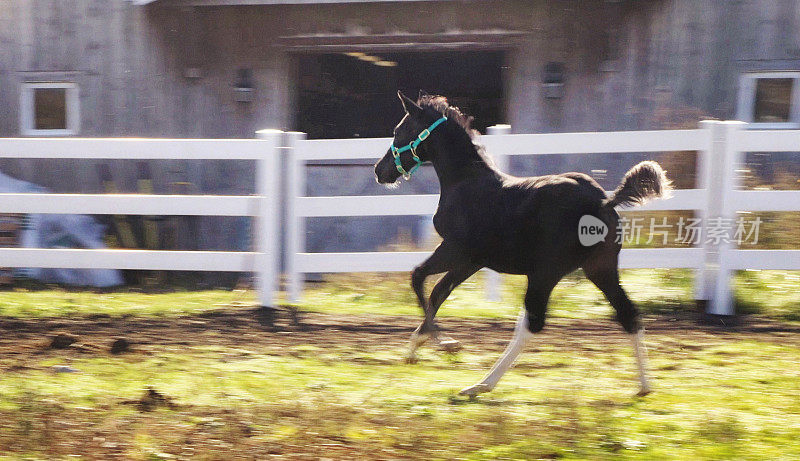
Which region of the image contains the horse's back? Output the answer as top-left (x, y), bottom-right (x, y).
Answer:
top-left (435, 171), bottom-right (612, 275)
top-left (505, 171), bottom-right (606, 203)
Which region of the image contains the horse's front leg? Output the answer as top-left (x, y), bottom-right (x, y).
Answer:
top-left (424, 264), bottom-right (481, 352)
top-left (407, 242), bottom-right (471, 362)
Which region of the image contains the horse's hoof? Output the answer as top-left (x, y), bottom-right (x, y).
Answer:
top-left (404, 355), bottom-right (419, 364)
top-left (458, 383), bottom-right (492, 397)
top-left (636, 387), bottom-right (653, 397)
top-left (437, 338), bottom-right (462, 353)
top-left (409, 331), bottom-right (432, 349)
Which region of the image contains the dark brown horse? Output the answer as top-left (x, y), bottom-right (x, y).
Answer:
top-left (374, 92), bottom-right (671, 396)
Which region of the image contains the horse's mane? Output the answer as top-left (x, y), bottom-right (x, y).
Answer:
top-left (417, 95), bottom-right (479, 139)
top-left (416, 94), bottom-right (494, 167)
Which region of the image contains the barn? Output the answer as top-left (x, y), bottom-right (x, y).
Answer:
top-left (0, 0), bottom-right (797, 270)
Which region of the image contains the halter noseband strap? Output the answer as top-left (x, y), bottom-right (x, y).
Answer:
top-left (390, 116), bottom-right (447, 180)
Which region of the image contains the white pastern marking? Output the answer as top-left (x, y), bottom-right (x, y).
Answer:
top-left (406, 330), bottom-right (431, 362)
top-left (630, 330), bottom-right (652, 394)
top-left (463, 309), bottom-right (533, 394)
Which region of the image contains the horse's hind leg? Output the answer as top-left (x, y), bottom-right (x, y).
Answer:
top-left (459, 275), bottom-right (555, 396)
top-left (583, 260), bottom-right (652, 396)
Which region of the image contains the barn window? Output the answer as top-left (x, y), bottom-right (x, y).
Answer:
top-left (20, 82), bottom-right (80, 136)
top-left (737, 72), bottom-right (800, 128)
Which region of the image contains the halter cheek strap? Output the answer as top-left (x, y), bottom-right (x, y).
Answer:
top-left (390, 116), bottom-right (447, 180)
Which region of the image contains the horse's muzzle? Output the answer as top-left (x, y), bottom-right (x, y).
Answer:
top-left (374, 154), bottom-right (401, 184)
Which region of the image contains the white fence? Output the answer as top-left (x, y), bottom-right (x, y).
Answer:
top-left (706, 123), bottom-right (800, 314)
top-left (1, 121), bottom-right (798, 315)
top-left (0, 133), bottom-right (283, 306)
top-left (285, 121), bottom-right (800, 315)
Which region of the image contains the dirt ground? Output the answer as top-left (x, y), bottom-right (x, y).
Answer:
top-left (2, 308), bottom-right (799, 364)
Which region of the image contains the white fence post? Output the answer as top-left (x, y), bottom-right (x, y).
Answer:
top-left (254, 129), bottom-right (282, 307)
top-left (285, 131), bottom-right (307, 303)
top-left (694, 120), bottom-right (717, 302)
top-left (698, 120), bottom-right (746, 315)
top-left (484, 124), bottom-right (512, 302)
top-left (708, 121), bottom-right (746, 315)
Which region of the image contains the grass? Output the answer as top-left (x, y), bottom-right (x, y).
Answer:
top-left (734, 270), bottom-right (800, 320)
top-left (0, 288), bottom-right (249, 318)
top-left (0, 270), bottom-right (798, 458)
top-left (0, 269), bottom-right (796, 320)
top-left (300, 269), bottom-right (800, 321)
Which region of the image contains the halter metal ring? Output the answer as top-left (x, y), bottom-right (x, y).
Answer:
top-left (408, 142), bottom-right (418, 160)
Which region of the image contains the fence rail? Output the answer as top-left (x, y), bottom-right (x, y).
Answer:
top-left (0, 248), bottom-right (257, 271)
top-left (482, 128), bottom-right (707, 155)
top-left (1, 121), bottom-right (799, 314)
top-left (0, 193), bottom-right (259, 216)
top-left (0, 138), bottom-right (271, 159)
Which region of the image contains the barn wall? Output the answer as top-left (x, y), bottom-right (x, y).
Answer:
top-left (0, 1), bottom-right (291, 138)
top-left (4, 0), bottom-right (800, 139)
top-left (1, 0), bottom-right (800, 268)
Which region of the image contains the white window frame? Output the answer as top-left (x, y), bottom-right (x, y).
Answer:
top-left (20, 82), bottom-right (80, 136)
top-left (737, 72), bottom-right (800, 129)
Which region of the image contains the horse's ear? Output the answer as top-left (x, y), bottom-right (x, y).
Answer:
top-left (398, 90), bottom-right (423, 117)
top-left (418, 89), bottom-right (428, 100)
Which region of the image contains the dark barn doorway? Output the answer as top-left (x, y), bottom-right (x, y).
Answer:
top-left (296, 50), bottom-right (506, 139)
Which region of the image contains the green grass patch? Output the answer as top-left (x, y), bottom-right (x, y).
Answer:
top-left (0, 288), bottom-right (254, 319)
top-left (0, 269), bottom-right (797, 321)
top-left (298, 269), bottom-right (799, 321)
top-left (734, 270), bottom-right (800, 320)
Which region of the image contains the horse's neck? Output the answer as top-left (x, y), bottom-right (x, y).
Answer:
top-left (431, 140), bottom-right (497, 190)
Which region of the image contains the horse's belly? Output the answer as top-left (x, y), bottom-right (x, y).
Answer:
top-left (469, 240), bottom-right (538, 274)
top-left (470, 234), bottom-right (586, 275)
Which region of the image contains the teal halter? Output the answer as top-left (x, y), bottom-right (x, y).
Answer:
top-left (390, 116), bottom-right (447, 179)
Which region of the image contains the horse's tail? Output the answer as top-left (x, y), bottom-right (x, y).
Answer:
top-left (602, 161), bottom-right (672, 209)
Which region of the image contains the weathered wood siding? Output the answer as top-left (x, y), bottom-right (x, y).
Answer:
top-left (0, 0), bottom-right (291, 137)
top-left (4, 0), bottom-right (800, 136)
top-left (0, 0), bottom-right (798, 269)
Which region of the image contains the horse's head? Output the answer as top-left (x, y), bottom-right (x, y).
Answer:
top-left (374, 91), bottom-right (444, 185)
